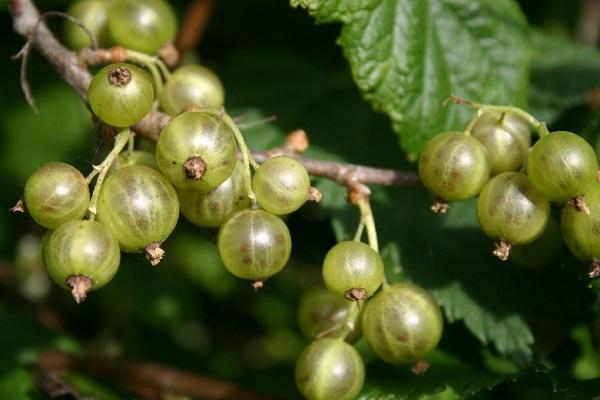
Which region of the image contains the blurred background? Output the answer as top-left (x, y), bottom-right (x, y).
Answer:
top-left (1, 0), bottom-right (600, 399)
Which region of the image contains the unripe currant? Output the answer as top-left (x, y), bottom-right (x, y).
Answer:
top-left (159, 65), bottom-right (225, 115)
top-left (107, 0), bottom-right (177, 55)
top-left (418, 132), bottom-right (491, 203)
top-left (362, 283), bottom-right (443, 364)
top-left (562, 182), bottom-right (600, 277)
top-left (88, 63), bottom-right (154, 127)
top-left (298, 283), bottom-right (362, 343)
top-left (110, 150), bottom-right (158, 173)
top-left (471, 111), bottom-right (531, 175)
top-left (217, 209), bottom-right (291, 286)
top-left (156, 111), bottom-right (238, 192)
top-left (43, 220), bottom-right (120, 303)
top-left (527, 131), bottom-right (598, 204)
top-left (178, 161), bottom-right (250, 228)
top-left (252, 156), bottom-right (311, 215)
top-left (322, 241), bottom-right (385, 301)
top-left (477, 172), bottom-right (550, 260)
top-left (295, 338), bottom-right (365, 400)
top-left (24, 162), bottom-right (90, 229)
top-left (95, 165), bottom-right (179, 265)
top-left (64, 0), bottom-right (110, 50)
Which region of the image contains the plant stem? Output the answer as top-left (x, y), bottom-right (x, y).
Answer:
top-left (356, 199), bottom-right (379, 253)
top-left (353, 220), bottom-right (365, 242)
top-left (87, 129), bottom-right (131, 220)
top-left (219, 111), bottom-right (259, 205)
top-left (448, 95), bottom-right (551, 137)
top-left (126, 50), bottom-right (164, 93)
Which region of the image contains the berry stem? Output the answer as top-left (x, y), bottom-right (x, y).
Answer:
top-left (125, 50), bottom-right (166, 93)
top-left (87, 129), bottom-right (132, 220)
top-left (447, 94), bottom-right (551, 138)
top-left (356, 199), bottom-right (379, 253)
top-left (353, 220), bottom-right (365, 241)
top-left (323, 301), bottom-right (361, 341)
top-left (219, 110), bottom-right (259, 205)
top-left (127, 131), bottom-right (135, 156)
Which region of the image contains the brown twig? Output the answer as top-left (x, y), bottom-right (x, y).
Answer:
top-left (175, 0), bottom-right (216, 55)
top-left (9, 0), bottom-right (420, 192)
top-left (37, 350), bottom-right (277, 400)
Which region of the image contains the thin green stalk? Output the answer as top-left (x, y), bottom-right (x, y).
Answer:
top-left (353, 220), bottom-right (365, 242)
top-left (448, 95), bottom-right (550, 138)
top-left (87, 129), bottom-right (131, 220)
top-left (126, 50), bottom-right (164, 93)
top-left (219, 111), bottom-right (259, 205)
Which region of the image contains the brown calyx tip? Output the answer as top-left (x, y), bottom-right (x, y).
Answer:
top-left (307, 186), bottom-right (322, 203)
top-left (284, 129), bottom-right (309, 154)
top-left (183, 156), bottom-right (207, 180)
top-left (587, 260), bottom-right (600, 279)
top-left (158, 43), bottom-right (179, 68)
top-left (66, 275), bottom-right (93, 304)
top-left (411, 361), bottom-right (430, 375)
top-left (108, 65), bottom-right (132, 86)
top-left (10, 198), bottom-right (26, 213)
top-left (493, 239), bottom-right (512, 261)
top-left (570, 195), bottom-right (591, 215)
top-left (251, 281), bottom-right (264, 291)
top-left (430, 198), bottom-right (449, 214)
top-left (145, 242), bottom-right (165, 266)
top-left (345, 287), bottom-right (368, 302)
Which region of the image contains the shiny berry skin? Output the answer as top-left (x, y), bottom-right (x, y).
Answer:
top-left (322, 241), bottom-right (384, 300)
top-left (24, 162), bottom-right (90, 229)
top-left (418, 132), bottom-right (491, 201)
top-left (362, 283), bottom-right (443, 364)
top-left (217, 209), bottom-right (291, 282)
top-left (177, 161), bottom-right (250, 227)
top-left (527, 131), bottom-right (598, 203)
top-left (159, 65), bottom-right (225, 116)
top-left (511, 217), bottom-right (562, 268)
top-left (64, 0), bottom-right (110, 50)
top-left (298, 283), bottom-right (362, 343)
top-left (471, 111), bottom-right (531, 175)
top-left (477, 172), bottom-right (550, 245)
top-left (561, 182), bottom-right (600, 263)
top-left (295, 338), bottom-right (365, 400)
top-left (96, 165), bottom-right (179, 252)
top-left (252, 156), bottom-right (310, 215)
top-left (88, 63), bottom-right (154, 128)
top-left (43, 220), bottom-right (120, 294)
top-left (107, 0), bottom-right (177, 55)
top-left (156, 111), bottom-right (238, 192)
top-left (110, 150), bottom-right (158, 173)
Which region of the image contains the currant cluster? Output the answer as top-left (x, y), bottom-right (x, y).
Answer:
top-left (20, 39), bottom-right (318, 305)
top-left (419, 101), bottom-right (600, 274)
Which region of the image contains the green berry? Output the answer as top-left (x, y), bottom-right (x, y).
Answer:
top-left (156, 111), bottom-right (238, 191)
top-left (43, 220), bottom-right (120, 303)
top-left (562, 182), bottom-right (600, 267)
top-left (24, 162), bottom-right (90, 229)
top-left (178, 161), bottom-right (250, 227)
top-left (298, 283), bottom-right (362, 343)
top-left (217, 209), bottom-right (291, 284)
top-left (107, 0), bottom-right (177, 55)
top-left (419, 132), bottom-right (491, 201)
top-left (471, 111), bottom-right (531, 175)
top-left (159, 65), bottom-right (225, 116)
top-left (477, 172), bottom-right (550, 257)
top-left (295, 338), bottom-right (365, 400)
top-left (527, 131), bottom-right (598, 203)
top-left (96, 165), bottom-right (179, 256)
top-left (252, 156), bottom-right (310, 215)
top-left (64, 0), bottom-right (110, 50)
top-left (362, 283), bottom-right (443, 364)
top-left (110, 150), bottom-right (158, 173)
top-left (88, 63), bottom-right (154, 127)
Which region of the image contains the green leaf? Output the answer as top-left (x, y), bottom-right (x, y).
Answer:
top-left (358, 351), bottom-right (509, 400)
top-left (0, 368), bottom-right (35, 400)
top-left (529, 29), bottom-right (600, 123)
top-left (291, 0), bottom-right (532, 157)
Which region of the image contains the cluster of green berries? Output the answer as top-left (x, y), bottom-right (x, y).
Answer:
top-left (419, 106), bottom-right (600, 273)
